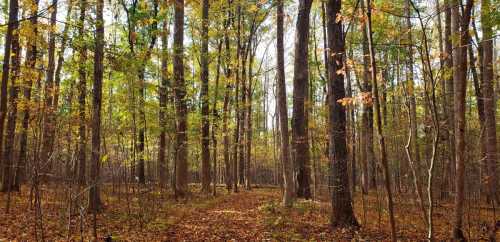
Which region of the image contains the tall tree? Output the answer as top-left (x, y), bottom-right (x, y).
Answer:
top-left (200, 0), bottom-right (211, 193)
top-left (0, 0), bottom-right (19, 178)
top-left (77, 0), bottom-right (88, 186)
top-left (451, 0), bottom-right (473, 239)
top-left (89, 0), bottom-right (105, 212)
top-left (158, 13), bottom-right (170, 188)
top-left (292, 0), bottom-right (312, 199)
top-left (0, 0), bottom-right (20, 192)
top-left (40, 0), bottom-right (58, 172)
top-left (173, 0), bottom-right (188, 196)
top-left (480, 0), bottom-right (497, 204)
top-left (326, 0), bottom-right (358, 227)
top-left (276, 0), bottom-right (294, 207)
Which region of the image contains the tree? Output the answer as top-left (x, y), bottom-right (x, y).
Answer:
top-left (1, 0), bottom-right (20, 193)
top-left (174, 0), bottom-right (188, 197)
top-left (200, 0), bottom-right (211, 193)
top-left (276, 0), bottom-right (294, 207)
top-left (40, 0), bottom-right (58, 173)
top-left (451, 0), bottom-right (473, 240)
top-left (89, 0), bottom-right (105, 213)
top-left (0, 0), bottom-right (19, 181)
top-left (480, 0), bottom-right (497, 204)
top-left (326, 0), bottom-right (359, 227)
top-left (158, 10), bottom-right (170, 188)
top-left (292, 0), bottom-right (312, 199)
top-left (77, 0), bottom-right (88, 186)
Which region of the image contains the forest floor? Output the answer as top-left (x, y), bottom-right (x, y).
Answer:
top-left (0, 184), bottom-right (498, 241)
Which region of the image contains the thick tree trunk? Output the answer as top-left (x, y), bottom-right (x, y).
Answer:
top-left (200, 0), bottom-right (211, 193)
top-left (0, 0), bottom-right (19, 179)
top-left (77, 0), bottom-right (88, 186)
top-left (276, 0), bottom-right (294, 207)
top-left (326, 0), bottom-right (359, 227)
top-left (173, 0), bottom-right (188, 197)
top-left (451, 0), bottom-right (473, 239)
top-left (480, 0), bottom-right (498, 204)
top-left (292, 0), bottom-right (312, 199)
top-left (88, 0), bottom-right (104, 212)
top-left (1, 0), bottom-right (20, 192)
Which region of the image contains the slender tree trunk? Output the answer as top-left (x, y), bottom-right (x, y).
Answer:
top-left (200, 0), bottom-right (211, 193)
top-left (88, 0), bottom-right (104, 213)
top-left (451, 0), bottom-right (473, 239)
top-left (40, 0), bottom-right (58, 173)
top-left (326, 0), bottom-right (359, 227)
top-left (443, 0), bottom-right (455, 198)
top-left (173, 0), bottom-right (188, 197)
top-left (77, 0), bottom-right (88, 186)
top-left (158, 17), bottom-right (170, 188)
top-left (292, 0), bottom-right (312, 199)
top-left (212, 40), bottom-right (223, 195)
top-left (365, 0), bottom-right (397, 239)
top-left (223, 9), bottom-right (232, 192)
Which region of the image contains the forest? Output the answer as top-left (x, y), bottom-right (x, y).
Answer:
top-left (0, 0), bottom-right (498, 240)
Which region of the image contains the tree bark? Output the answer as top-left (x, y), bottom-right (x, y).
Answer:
top-left (276, 0), bottom-right (294, 207)
top-left (480, 0), bottom-right (498, 204)
top-left (451, 0), bottom-right (473, 239)
top-left (0, 0), bottom-right (20, 192)
top-left (292, 0), bottom-right (312, 199)
top-left (0, 0), bottom-right (19, 179)
top-left (88, 0), bottom-right (104, 212)
top-left (200, 0), bottom-right (211, 193)
top-left (40, 0), bottom-right (58, 173)
top-left (77, 0), bottom-right (88, 186)
top-left (173, 0), bottom-right (188, 197)
top-left (158, 16), bottom-right (170, 188)
top-left (326, 0), bottom-right (359, 227)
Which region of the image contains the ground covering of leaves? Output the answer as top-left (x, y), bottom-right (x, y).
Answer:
top-left (0, 185), bottom-right (498, 241)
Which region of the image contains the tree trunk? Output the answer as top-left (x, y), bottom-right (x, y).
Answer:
top-left (326, 0), bottom-right (359, 227)
top-left (222, 7), bottom-right (232, 192)
top-left (173, 0), bottom-right (188, 197)
top-left (0, 0), bottom-right (19, 179)
top-left (292, 0), bottom-right (312, 199)
top-left (0, 0), bottom-right (20, 192)
top-left (40, 0), bottom-right (58, 174)
top-left (88, 0), bottom-right (104, 212)
top-left (276, 0), bottom-right (294, 207)
top-left (451, 0), bottom-right (473, 239)
top-left (158, 17), bottom-right (170, 188)
top-left (77, 0), bottom-right (88, 186)
top-left (480, 0), bottom-right (498, 204)
top-left (200, 0), bottom-right (211, 193)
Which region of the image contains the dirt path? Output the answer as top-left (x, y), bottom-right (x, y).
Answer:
top-left (166, 190), bottom-right (276, 241)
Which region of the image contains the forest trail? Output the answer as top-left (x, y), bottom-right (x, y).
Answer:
top-left (166, 189), bottom-right (272, 241)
